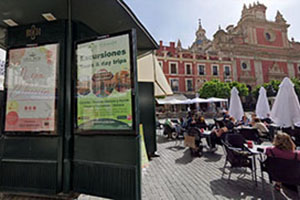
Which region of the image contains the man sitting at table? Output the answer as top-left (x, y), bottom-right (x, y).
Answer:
top-left (252, 118), bottom-right (269, 136)
top-left (265, 132), bottom-right (300, 191)
top-left (238, 114), bottom-right (250, 126)
top-left (206, 127), bottom-right (228, 152)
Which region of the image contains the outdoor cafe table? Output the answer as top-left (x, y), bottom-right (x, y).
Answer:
top-left (244, 143), bottom-right (274, 186)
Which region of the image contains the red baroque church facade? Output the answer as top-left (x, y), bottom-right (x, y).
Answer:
top-left (156, 3), bottom-right (300, 97)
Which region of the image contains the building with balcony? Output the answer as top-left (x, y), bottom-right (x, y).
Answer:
top-left (156, 2), bottom-right (300, 97)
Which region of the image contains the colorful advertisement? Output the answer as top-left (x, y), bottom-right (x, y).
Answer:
top-left (5, 44), bottom-right (58, 132)
top-left (77, 34), bottom-right (133, 130)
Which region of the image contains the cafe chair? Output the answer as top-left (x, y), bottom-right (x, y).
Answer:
top-left (225, 133), bottom-right (246, 149)
top-left (214, 118), bottom-right (225, 129)
top-left (238, 128), bottom-right (262, 144)
top-left (221, 140), bottom-right (255, 183)
top-left (260, 156), bottom-right (300, 199)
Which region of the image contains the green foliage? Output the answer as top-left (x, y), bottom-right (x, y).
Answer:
top-left (198, 79), bottom-right (248, 98)
top-left (291, 78), bottom-right (300, 100)
top-left (227, 81), bottom-right (249, 97)
top-left (252, 80), bottom-right (281, 99)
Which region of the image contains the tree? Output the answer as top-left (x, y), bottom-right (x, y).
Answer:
top-left (198, 79), bottom-right (230, 98)
top-left (252, 80), bottom-right (281, 99)
top-left (198, 80), bottom-right (248, 98)
top-left (227, 81), bottom-right (249, 97)
top-left (291, 78), bottom-right (300, 101)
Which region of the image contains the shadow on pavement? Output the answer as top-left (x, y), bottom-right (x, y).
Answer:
top-left (202, 151), bottom-right (223, 162)
top-left (166, 145), bottom-right (186, 152)
top-left (175, 148), bottom-right (195, 165)
top-left (210, 178), bottom-right (297, 200)
top-left (156, 135), bottom-right (176, 144)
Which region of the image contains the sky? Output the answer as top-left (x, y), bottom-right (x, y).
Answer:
top-left (124, 0), bottom-right (300, 48)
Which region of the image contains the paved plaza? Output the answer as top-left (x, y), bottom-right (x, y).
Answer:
top-left (142, 130), bottom-right (299, 200)
top-left (1, 130), bottom-right (299, 200)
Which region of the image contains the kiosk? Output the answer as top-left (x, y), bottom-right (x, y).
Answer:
top-left (0, 1), bottom-right (157, 199)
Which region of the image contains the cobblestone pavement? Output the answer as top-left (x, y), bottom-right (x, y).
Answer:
top-left (142, 131), bottom-right (299, 200)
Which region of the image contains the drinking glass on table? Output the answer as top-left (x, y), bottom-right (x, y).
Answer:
top-left (247, 140), bottom-right (253, 148)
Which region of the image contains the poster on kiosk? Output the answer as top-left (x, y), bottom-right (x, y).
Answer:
top-left (76, 32), bottom-right (135, 132)
top-left (5, 44), bottom-right (58, 133)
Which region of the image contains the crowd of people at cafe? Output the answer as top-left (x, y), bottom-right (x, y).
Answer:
top-left (163, 110), bottom-right (300, 191)
top-left (163, 109), bottom-right (299, 158)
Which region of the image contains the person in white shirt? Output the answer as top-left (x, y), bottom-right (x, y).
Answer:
top-left (253, 118), bottom-right (269, 136)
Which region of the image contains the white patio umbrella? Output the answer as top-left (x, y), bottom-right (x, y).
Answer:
top-left (255, 87), bottom-right (270, 119)
top-left (228, 87), bottom-right (244, 121)
top-left (270, 77), bottom-right (300, 128)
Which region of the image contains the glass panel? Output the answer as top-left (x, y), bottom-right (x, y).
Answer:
top-left (187, 80), bottom-right (193, 91)
top-left (5, 44), bottom-right (59, 133)
top-left (225, 66), bottom-right (230, 76)
top-left (171, 79), bottom-right (179, 92)
top-left (76, 34), bottom-right (133, 131)
top-left (213, 66), bottom-right (218, 75)
top-left (186, 64), bottom-right (191, 74)
top-left (170, 63), bottom-right (177, 74)
top-left (198, 65), bottom-right (205, 75)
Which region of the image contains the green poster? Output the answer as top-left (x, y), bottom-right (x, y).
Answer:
top-left (77, 34), bottom-right (132, 130)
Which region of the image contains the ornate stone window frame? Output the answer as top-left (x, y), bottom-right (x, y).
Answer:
top-left (264, 29), bottom-right (276, 42)
top-left (241, 60), bottom-right (251, 71)
top-left (185, 78), bottom-right (193, 92)
top-left (185, 62), bottom-right (193, 75)
top-left (169, 61), bottom-right (178, 74)
top-left (170, 78), bottom-right (179, 92)
top-left (212, 64), bottom-right (219, 76)
top-left (197, 63), bottom-right (206, 76)
top-left (224, 65), bottom-right (231, 76)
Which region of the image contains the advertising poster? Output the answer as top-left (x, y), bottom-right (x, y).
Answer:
top-left (5, 44), bottom-right (58, 132)
top-left (77, 34), bottom-right (133, 130)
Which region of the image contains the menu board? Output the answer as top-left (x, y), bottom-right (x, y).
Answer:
top-left (5, 44), bottom-right (58, 132)
top-left (77, 34), bottom-right (133, 130)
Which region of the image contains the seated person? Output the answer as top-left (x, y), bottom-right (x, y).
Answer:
top-left (174, 117), bottom-right (187, 135)
top-left (266, 132), bottom-right (300, 160)
top-left (164, 118), bottom-right (174, 128)
top-left (223, 111), bottom-right (230, 121)
top-left (206, 127), bottom-right (228, 151)
top-left (238, 114), bottom-right (250, 126)
top-left (179, 117), bottom-right (187, 129)
top-left (265, 132), bottom-right (300, 190)
top-left (196, 116), bottom-right (207, 129)
top-left (252, 118), bottom-right (269, 136)
top-left (250, 113), bottom-right (257, 126)
top-left (224, 117), bottom-right (235, 131)
top-left (262, 113), bottom-right (273, 125)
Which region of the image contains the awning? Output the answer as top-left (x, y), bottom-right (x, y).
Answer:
top-left (156, 94), bottom-right (191, 104)
top-left (190, 97), bottom-right (209, 104)
top-left (206, 97), bottom-right (228, 103)
top-left (138, 52), bottom-right (173, 96)
top-left (0, 0), bottom-right (158, 53)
